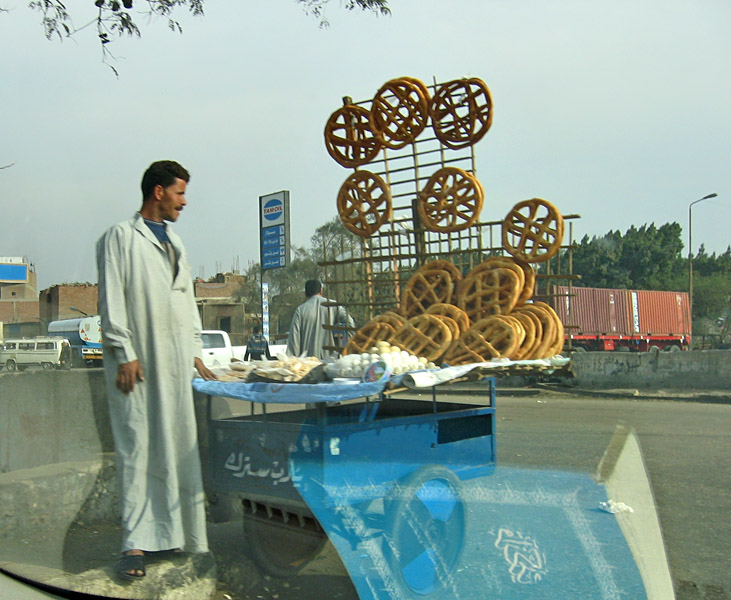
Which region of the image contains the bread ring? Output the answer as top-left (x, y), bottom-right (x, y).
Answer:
top-left (337, 170), bottom-right (392, 238)
top-left (514, 257), bottom-right (536, 305)
top-left (425, 303), bottom-right (470, 335)
top-left (532, 301), bottom-right (565, 357)
top-left (511, 312), bottom-right (537, 360)
top-left (417, 167), bottom-right (484, 232)
top-left (512, 307), bottom-right (543, 359)
top-left (430, 77), bottom-right (494, 150)
top-left (431, 314), bottom-right (461, 341)
top-left (502, 198), bottom-right (564, 263)
top-left (445, 315), bottom-right (520, 364)
top-left (513, 304), bottom-right (556, 359)
top-left (371, 311), bottom-right (406, 330)
top-left (400, 77), bottom-right (431, 104)
top-left (470, 257), bottom-right (526, 295)
top-left (417, 259), bottom-right (463, 283)
top-left (369, 77), bottom-right (429, 150)
top-left (343, 320), bottom-right (396, 355)
top-left (324, 104), bottom-right (382, 168)
top-left (457, 266), bottom-right (521, 321)
top-left (392, 314), bottom-right (453, 362)
top-left (400, 267), bottom-right (456, 317)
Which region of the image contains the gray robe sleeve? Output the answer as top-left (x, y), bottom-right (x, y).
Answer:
top-left (96, 226), bottom-right (138, 364)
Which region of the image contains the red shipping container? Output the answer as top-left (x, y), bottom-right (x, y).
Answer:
top-left (551, 286), bottom-right (633, 336)
top-left (551, 286), bottom-right (691, 337)
top-left (632, 290), bottom-right (691, 336)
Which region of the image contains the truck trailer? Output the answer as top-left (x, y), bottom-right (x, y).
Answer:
top-left (47, 316), bottom-right (104, 367)
top-left (550, 286), bottom-right (691, 352)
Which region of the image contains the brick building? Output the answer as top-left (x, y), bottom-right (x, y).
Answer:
top-left (1, 257), bottom-right (253, 344)
top-left (39, 284), bottom-right (100, 333)
top-left (0, 257), bottom-right (40, 338)
top-left (194, 271), bottom-right (254, 345)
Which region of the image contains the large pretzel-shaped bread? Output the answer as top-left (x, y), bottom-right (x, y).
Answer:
top-left (513, 304), bottom-right (556, 359)
top-left (417, 167), bottom-right (484, 232)
top-left (444, 315), bottom-right (520, 364)
top-left (532, 301), bottom-right (565, 357)
top-left (418, 259), bottom-right (462, 283)
top-left (371, 311), bottom-right (406, 330)
top-left (337, 170), bottom-right (392, 238)
top-left (502, 198), bottom-right (564, 263)
top-left (430, 78), bottom-right (494, 149)
top-left (425, 303), bottom-right (470, 336)
top-left (511, 308), bottom-right (543, 359)
top-left (343, 320), bottom-right (396, 355)
top-left (511, 311), bottom-right (538, 360)
top-left (392, 314), bottom-right (453, 362)
top-left (324, 104), bottom-right (381, 168)
top-left (369, 77), bottom-right (429, 149)
top-left (457, 266), bottom-right (521, 321)
top-left (400, 267), bottom-right (456, 317)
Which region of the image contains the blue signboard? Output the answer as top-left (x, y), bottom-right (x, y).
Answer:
top-left (259, 192), bottom-right (290, 271)
top-left (0, 263), bottom-right (28, 283)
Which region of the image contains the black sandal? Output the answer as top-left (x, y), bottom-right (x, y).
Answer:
top-left (116, 553), bottom-right (146, 581)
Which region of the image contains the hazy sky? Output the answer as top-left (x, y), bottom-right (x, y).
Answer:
top-left (1, 0), bottom-right (729, 291)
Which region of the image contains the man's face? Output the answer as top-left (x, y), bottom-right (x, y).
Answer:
top-left (156, 178), bottom-right (188, 222)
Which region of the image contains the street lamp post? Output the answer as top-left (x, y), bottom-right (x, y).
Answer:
top-left (688, 192), bottom-right (718, 324)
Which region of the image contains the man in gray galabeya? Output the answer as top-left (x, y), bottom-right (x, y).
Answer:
top-left (96, 160), bottom-right (217, 581)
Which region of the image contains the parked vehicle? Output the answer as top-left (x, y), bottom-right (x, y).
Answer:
top-left (201, 330), bottom-right (287, 369)
top-left (201, 330), bottom-right (248, 368)
top-left (48, 316), bottom-right (104, 367)
top-left (0, 337), bottom-right (72, 371)
top-left (550, 285), bottom-right (691, 352)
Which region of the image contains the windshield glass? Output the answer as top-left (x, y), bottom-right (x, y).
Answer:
top-left (1, 2), bottom-right (729, 600)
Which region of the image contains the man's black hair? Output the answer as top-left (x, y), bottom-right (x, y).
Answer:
top-left (305, 279), bottom-right (322, 298)
top-left (141, 160), bottom-right (190, 201)
top-left (253, 324), bottom-right (261, 334)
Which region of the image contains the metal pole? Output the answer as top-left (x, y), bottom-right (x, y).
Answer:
top-left (688, 193), bottom-right (718, 323)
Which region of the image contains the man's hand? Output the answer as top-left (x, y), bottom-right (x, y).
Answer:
top-left (116, 360), bottom-right (144, 394)
top-left (194, 357), bottom-right (218, 381)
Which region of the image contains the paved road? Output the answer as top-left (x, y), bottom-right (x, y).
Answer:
top-left (208, 389), bottom-right (730, 600)
top-left (494, 390), bottom-right (731, 600)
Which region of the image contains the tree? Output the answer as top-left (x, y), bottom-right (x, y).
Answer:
top-left (23, 1), bottom-right (390, 50)
top-left (569, 222), bottom-right (685, 290)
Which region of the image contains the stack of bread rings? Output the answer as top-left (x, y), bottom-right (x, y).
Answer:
top-left (343, 199), bottom-right (566, 365)
top-left (325, 76), bottom-right (494, 238)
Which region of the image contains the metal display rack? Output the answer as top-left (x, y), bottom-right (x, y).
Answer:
top-left (320, 78), bottom-right (580, 327)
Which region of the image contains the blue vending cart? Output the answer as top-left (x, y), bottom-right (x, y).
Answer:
top-left (197, 375), bottom-right (497, 594)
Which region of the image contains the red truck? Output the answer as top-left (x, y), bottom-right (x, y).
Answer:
top-left (550, 286), bottom-right (691, 352)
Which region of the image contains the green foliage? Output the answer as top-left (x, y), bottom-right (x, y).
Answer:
top-left (570, 222), bottom-right (685, 290)
top-left (567, 222), bottom-right (730, 322)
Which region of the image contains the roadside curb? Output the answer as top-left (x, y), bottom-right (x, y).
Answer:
top-left (534, 384), bottom-right (731, 404)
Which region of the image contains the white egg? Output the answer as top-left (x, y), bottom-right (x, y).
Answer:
top-left (361, 352), bottom-right (370, 360)
top-left (369, 346), bottom-right (378, 354)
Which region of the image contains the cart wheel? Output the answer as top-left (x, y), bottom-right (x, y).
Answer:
top-left (42, 362), bottom-right (54, 371)
top-left (243, 509), bottom-right (328, 578)
top-left (5, 360), bottom-right (16, 372)
top-left (382, 465), bottom-right (465, 596)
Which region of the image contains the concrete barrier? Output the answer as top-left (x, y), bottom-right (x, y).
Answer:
top-left (569, 349), bottom-right (731, 390)
top-left (0, 369), bottom-right (113, 473)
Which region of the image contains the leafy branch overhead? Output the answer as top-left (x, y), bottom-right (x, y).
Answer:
top-left (26, 0), bottom-right (389, 47)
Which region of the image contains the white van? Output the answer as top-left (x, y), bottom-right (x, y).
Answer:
top-left (0, 337), bottom-right (71, 372)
